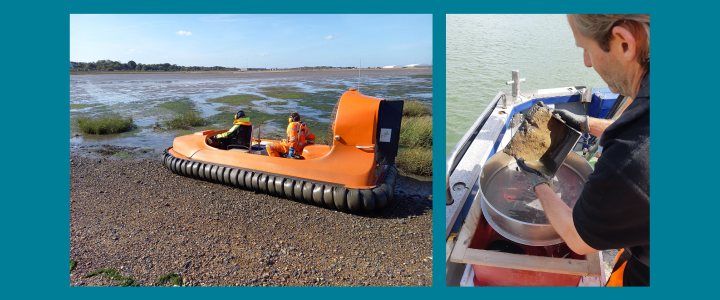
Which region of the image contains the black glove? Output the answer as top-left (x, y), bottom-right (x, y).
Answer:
top-left (553, 109), bottom-right (590, 133)
top-left (516, 158), bottom-right (553, 193)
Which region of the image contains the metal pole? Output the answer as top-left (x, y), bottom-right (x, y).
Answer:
top-left (358, 57), bottom-right (361, 91)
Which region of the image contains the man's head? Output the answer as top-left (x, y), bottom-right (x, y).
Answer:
top-left (289, 111), bottom-right (300, 122)
top-left (235, 110), bottom-right (246, 120)
top-left (567, 14), bottom-right (649, 97)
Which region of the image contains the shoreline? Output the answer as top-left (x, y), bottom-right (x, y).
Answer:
top-left (70, 68), bottom-right (432, 76)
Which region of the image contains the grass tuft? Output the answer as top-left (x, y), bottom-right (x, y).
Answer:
top-left (112, 151), bottom-right (134, 159)
top-left (156, 97), bottom-right (196, 114)
top-left (208, 94), bottom-right (266, 104)
top-left (85, 268), bottom-right (139, 287)
top-left (165, 111), bottom-right (208, 129)
top-left (70, 104), bottom-right (99, 109)
top-left (76, 115), bottom-right (137, 134)
top-left (399, 116), bottom-right (432, 148)
top-left (157, 273), bottom-right (183, 286)
top-left (402, 99), bottom-right (432, 117)
top-left (396, 148), bottom-right (433, 177)
top-left (260, 87), bottom-right (310, 99)
top-left (70, 260), bottom-right (78, 272)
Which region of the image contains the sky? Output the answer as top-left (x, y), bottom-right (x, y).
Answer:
top-left (70, 14), bottom-right (433, 68)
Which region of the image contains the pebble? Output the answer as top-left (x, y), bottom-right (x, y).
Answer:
top-left (69, 154), bottom-right (432, 287)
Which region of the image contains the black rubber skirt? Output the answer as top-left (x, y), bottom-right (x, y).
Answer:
top-left (161, 149), bottom-right (398, 213)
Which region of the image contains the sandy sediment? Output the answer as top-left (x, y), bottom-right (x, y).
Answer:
top-left (503, 102), bottom-right (555, 161)
top-left (70, 155), bottom-right (432, 287)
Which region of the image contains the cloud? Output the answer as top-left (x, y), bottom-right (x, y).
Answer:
top-left (176, 30), bottom-right (192, 36)
top-left (126, 49), bottom-right (140, 53)
top-left (259, 53), bottom-right (269, 57)
top-left (309, 25), bottom-right (328, 29)
top-left (324, 35), bottom-right (334, 40)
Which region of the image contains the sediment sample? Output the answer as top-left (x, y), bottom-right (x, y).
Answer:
top-left (504, 101), bottom-right (561, 161)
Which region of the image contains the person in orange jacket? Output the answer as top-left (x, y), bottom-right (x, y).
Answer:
top-left (267, 111), bottom-right (315, 158)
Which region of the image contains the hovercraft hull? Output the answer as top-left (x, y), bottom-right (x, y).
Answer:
top-left (162, 89), bottom-right (405, 214)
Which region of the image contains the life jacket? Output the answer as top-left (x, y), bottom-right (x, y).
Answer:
top-left (287, 121), bottom-right (318, 152)
top-left (286, 122), bottom-right (304, 150)
top-left (303, 126), bottom-right (315, 147)
top-left (215, 117), bottom-right (251, 139)
top-left (233, 117), bottom-right (251, 126)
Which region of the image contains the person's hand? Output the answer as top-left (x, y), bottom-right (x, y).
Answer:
top-left (553, 109), bottom-right (590, 133)
top-left (516, 158), bottom-right (553, 193)
top-left (288, 147), bottom-right (295, 158)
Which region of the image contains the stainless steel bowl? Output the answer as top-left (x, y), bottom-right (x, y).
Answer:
top-left (479, 152), bottom-right (593, 246)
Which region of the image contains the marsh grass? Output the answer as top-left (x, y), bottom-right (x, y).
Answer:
top-left (399, 116), bottom-right (432, 148)
top-left (112, 151), bottom-right (134, 159)
top-left (396, 147), bottom-right (433, 176)
top-left (157, 273), bottom-right (183, 286)
top-left (263, 90), bottom-right (311, 99)
top-left (323, 84), bottom-right (348, 90)
top-left (85, 268), bottom-right (138, 287)
top-left (76, 115), bottom-right (137, 134)
top-left (299, 92), bottom-right (339, 112)
top-left (260, 86), bottom-right (310, 99)
top-left (264, 100), bottom-right (286, 106)
top-left (156, 97), bottom-right (196, 114)
top-left (402, 99), bottom-right (432, 117)
top-left (360, 84), bottom-right (432, 98)
top-left (208, 94), bottom-right (266, 104)
top-left (70, 103), bottom-right (100, 109)
top-left (165, 111), bottom-right (208, 129)
top-left (396, 102), bottom-right (433, 176)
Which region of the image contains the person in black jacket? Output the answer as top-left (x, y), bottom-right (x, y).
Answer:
top-left (519, 14), bottom-right (650, 286)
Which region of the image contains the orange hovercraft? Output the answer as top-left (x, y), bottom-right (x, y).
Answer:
top-left (162, 89), bottom-right (404, 214)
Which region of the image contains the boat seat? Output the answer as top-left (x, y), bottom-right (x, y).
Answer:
top-left (219, 124), bottom-right (253, 150)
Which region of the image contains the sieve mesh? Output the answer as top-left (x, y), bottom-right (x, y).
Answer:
top-left (483, 161), bottom-right (585, 225)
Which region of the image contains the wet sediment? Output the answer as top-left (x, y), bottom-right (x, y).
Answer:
top-left (503, 102), bottom-right (569, 175)
top-left (70, 154), bottom-right (432, 287)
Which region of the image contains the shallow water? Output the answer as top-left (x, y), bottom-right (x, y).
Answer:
top-left (446, 14), bottom-right (608, 155)
top-left (70, 69), bottom-right (432, 155)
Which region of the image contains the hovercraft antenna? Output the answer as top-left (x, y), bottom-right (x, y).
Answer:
top-left (358, 57), bottom-right (361, 91)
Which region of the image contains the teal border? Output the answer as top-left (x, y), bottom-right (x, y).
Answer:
top-left (3, 1), bottom-right (712, 298)
top-left (431, 13), bottom-right (446, 288)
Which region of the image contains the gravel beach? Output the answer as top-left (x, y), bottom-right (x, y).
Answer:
top-left (70, 154), bottom-right (433, 287)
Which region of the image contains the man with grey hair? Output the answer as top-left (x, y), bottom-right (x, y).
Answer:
top-left (519, 14), bottom-right (649, 286)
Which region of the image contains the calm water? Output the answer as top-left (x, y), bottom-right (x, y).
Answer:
top-left (446, 14), bottom-right (607, 155)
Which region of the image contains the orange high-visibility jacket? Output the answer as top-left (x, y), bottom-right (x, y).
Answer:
top-left (285, 122), bottom-right (316, 152)
top-left (303, 126), bottom-right (316, 149)
top-left (285, 122), bottom-right (304, 150)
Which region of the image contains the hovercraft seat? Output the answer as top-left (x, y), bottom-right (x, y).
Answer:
top-left (219, 124), bottom-right (252, 152)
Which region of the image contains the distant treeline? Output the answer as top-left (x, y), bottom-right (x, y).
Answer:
top-left (71, 60), bottom-right (236, 72)
top-left (70, 60), bottom-right (369, 72)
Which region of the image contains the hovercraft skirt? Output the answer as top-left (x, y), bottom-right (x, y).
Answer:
top-left (162, 149), bottom-right (397, 213)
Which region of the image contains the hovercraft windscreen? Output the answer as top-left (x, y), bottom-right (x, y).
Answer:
top-left (327, 99), bottom-right (340, 148)
top-left (375, 100), bottom-right (404, 166)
